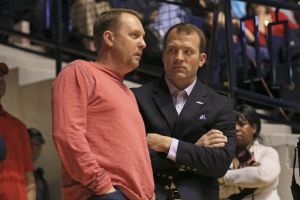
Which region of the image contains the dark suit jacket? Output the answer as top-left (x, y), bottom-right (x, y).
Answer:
top-left (133, 78), bottom-right (236, 200)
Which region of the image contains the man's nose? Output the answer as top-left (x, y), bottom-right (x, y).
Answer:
top-left (139, 38), bottom-right (146, 49)
top-left (175, 51), bottom-right (184, 61)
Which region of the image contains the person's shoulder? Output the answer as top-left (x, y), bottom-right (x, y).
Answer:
top-left (132, 79), bottom-right (158, 95)
top-left (55, 59), bottom-right (93, 80)
top-left (256, 142), bottom-right (278, 154)
top-left (61, 59), bottom-right (90, 72)
top-left (200, 84), bottom-right (233, 110)
top-left (131, 80), bottom-right (161, 104)
top-left (4, 111), bottom-right (27, 130)
top-left (203, 84), bottom-right (231, 101)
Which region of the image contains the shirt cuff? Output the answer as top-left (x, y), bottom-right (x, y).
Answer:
top-left (167, 138), bottom-right (179, 161)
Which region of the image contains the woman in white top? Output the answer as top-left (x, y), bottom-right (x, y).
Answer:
top-left (219, 104), bottom-right (281, 200)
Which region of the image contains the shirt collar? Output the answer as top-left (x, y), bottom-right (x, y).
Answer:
top-left (165, 76), bottom-right (197, 96)
top-left (91, 61), bottom-right (123, 82)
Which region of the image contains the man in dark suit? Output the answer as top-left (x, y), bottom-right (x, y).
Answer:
top-left (133, 23), bottom-right (236, 200)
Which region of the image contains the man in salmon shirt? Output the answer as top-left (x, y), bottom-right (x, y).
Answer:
top-left (52, 8), bottom-right (155, 200)
top-left (0, 62), bottom-right (36, 200)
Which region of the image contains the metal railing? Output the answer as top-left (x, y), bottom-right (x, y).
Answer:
top-left (0, 0), bottom-right (299, 129)
top-left (222, 0), bottom-right (300, 129)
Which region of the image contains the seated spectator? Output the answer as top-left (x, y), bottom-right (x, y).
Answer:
top-left (0, 0), bottom-right (33, 46)
top-left (231, 0), bottom-right (246, 19)
top-left (294, 1), bottom-right (300, 25)
top-left (144, 0), bottom-right (195, 66)
top-left (108, 0), bottom-right (159, 24)
top-left (219, 104), bottom-right (281, 200)
top-left (149, 0), bottom-right (190, 39)
top-left (28, 128), bottom-right (50, 200)
top-left (244, 4), bottom-right (298, 52)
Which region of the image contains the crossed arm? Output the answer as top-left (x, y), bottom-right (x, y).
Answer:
top-left (147, 129), bottom-right (231, 177)
top-left (147, 129), bottom-right (228, 153)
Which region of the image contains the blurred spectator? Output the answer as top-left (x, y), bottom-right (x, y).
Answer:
top-left (70, 0), bottom-right (111, 51)
top-left (231, 1), bottom-right (246, 19)
top-left (293, 0), bottom-right (300, 25)
top-left (245, 4), bottom-right (298, 46)
top-left (149, 0), bottom-right (190, 39)
top-left (199, 0), bottom-right (246, 18)
top-left (202, 5), bottom-right (242, 87)
top-left (0, 0), bottom-right (32, 46)
top-left (107, 0), bottom-right (161, 65)
top-left (199, 0), bottom-right (218, 10)
top-left (241, 3), bottom-right (300, 77)
top-left (0, 63), bottom-right (36, 200)
top-left (109, 0), bottom-right (159, 24)
top-left (0, 0), bottom-right (52, 46)
top-left (277, 0), bottom-right (298, 24)
top-left (28, 128), bottom-right (50, 200)
top-left (219, 104), bottom-right (281, 200)
top-left (31, 0), bottom-right (53, 39)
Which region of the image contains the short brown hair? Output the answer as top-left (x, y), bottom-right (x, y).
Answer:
top-left (163, 23), bottom-right (206, 53)
top-left (93, 8), bottom-right (142, 52)
top-left (28, 128), bottom-right (45, 144)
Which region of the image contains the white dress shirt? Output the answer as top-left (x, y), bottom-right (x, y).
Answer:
top-left (164, 76), bottom-right (197, 161)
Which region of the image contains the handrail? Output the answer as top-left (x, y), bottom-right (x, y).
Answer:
top-left (0, 0), bottom-right (299, 124)
top-left (234, 88), bottom-right (300, 111)
top-left (0, 27), bottom-right (97, 59)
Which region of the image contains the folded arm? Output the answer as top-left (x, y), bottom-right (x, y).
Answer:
top-left (147, 126), bottom-right (232, 177)
top-left (175, 101), bottom-right (236, 178)
top-left (223, 147), bottom-right (280, 188)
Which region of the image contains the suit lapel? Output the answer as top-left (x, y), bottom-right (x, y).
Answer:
top-left (152, 78), bottom-right (178, 133)
top-left (174, 80), bottom-right (208, 137)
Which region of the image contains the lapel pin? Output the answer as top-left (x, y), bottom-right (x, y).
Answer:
top-left (196, 101), bottom-right (204, 105)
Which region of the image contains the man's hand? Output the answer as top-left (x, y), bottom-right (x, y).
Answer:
top-left (147, 133), bottom-right (172, 153)
top-left (195, 129), bottom-right (227, 147)
top-left (25, 172), bottom-right (36, 200)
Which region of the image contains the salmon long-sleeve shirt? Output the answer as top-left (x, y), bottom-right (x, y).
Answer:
top-left (52, 60), bottom-right (154, 200)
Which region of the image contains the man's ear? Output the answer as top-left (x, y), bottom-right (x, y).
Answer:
top-left (103, 31), bottom-right (114, 47)
top-left (198, 53), bottom-right (207, 68)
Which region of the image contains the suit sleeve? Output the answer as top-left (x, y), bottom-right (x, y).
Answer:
top-left (132, 87), bottom-right (176, 173)
top-left (148, 149), bottom-right (176, 173)
top-left (136, 101), bottom-right (176, 172)
top-left (175, 99), bottom-right (236, 178)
